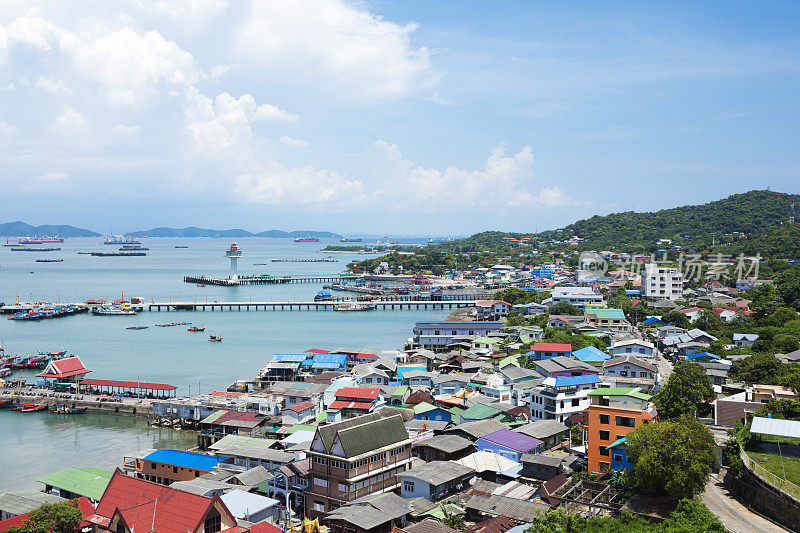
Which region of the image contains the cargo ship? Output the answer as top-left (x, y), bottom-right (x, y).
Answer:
top-left (103, 234), bottom-right (141, 245)
top-left (294, 237), bottom-right (320, 242)
top-left (19, 236), bottom-right (64, 244)
top-left (340, 237), bottom-right (362, 242)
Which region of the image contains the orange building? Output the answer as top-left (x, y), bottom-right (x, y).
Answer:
top-left (586, 387), bottom-right (656, 474)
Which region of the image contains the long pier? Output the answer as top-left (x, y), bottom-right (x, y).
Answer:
top-left (184, 274), bottom-right (363, 286)
top-left (146, 296), bottom-right (492, 312)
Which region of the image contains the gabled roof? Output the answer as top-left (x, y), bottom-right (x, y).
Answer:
top-left (92, 469), bottom-right (234, 533)
top-left (413, 434), bottom-right (474, 454)
top-left (544, 374), bottom-right (602, 388)
top-left (477, 429), bottom-right (542, 452)
top-left (460, 403), bottom-right (503, 421)
top-left (36, 356), bottom-right (91, 379)
top-left (530, 343), bottom-right (572, 352)
top-left (335, 387), bottom-right (380, 400)
top-left (37, 466), bottom-right (113, 501)
top-left (572, 345), bottom-right (610, 362)
top-left (282, 400), bottom-right (316, 413)
top-left (444, 419), bottom-right (507, 440)
top-left (315, 413), bottom-right (409, 458)
top-left (398, 460), bottom-right (474, 486)
top-left (604, 355), bottom-right (657, 373)
top-left (588, 386), bottom-right (652, 401)
top-left (514, 419), bottom-right (568, 440)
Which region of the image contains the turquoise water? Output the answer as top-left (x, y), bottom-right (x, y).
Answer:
top-left (0, 237), bottom-right (445, 491)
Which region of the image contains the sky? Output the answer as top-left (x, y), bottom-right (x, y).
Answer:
top-left (0, 1), bottom-right (799, 235)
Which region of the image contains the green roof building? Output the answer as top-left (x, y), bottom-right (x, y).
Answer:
top-left (37, 466), bottom-right (113, 502)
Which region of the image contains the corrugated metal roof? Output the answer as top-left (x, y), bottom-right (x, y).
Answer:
top-left (36, 467), bottom-right (113, 501)
top-left (751, 416), bottom-right (800, 439)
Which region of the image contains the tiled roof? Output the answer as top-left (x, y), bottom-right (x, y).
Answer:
top-left (334, 414), bottom-right (409, 457)
top-left (329, 400), bottom-right (373, 410)
top-left (37, 356), bottom-right (91, 378)
top-left (282, 400), bottom-right (316, 413)
top-left (463, 515), bottom-right (520, 533)
top-left (531, 343), bottom-right (572, 352)
top-left (604, 355), bottom-right (657, 372)
top-left (93, 470), bottom-right (232, 533)
top-left (335, 387), bottom-right (380, 400)
top-left (404, 518), bottom-right (460, 533)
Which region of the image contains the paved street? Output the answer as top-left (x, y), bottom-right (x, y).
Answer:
top-left (701, 473), bottom-right (789, 533)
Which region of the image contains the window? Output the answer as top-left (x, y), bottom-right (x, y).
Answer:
top-left (599, 462), bottom-right (610, 472)
top-left (613, 454), bottom-right (624, 463)
top-left (338, 482), bottom-right (348, 493)
top-left (620, 371), bottom-right (628, 377)
top-left (313, 477), bottom-right (328, 487)
top-left (599, 430), bottom-right (610, 440)
top-left (150, 463), bottom-right (156, 470)
top-left (571, 399), bottom-right (580, 407)
top-left (599, 446), bottom-right (609, 457)
top-left (204, 511), bottom-right (221, 533)
top-left (314, 501), bottom-right (325, 512)
top-left (173, 466), bottom-right (178, 474)
top-left (640, 372), bottom-right (649, 378)
top-left (599, 414), bottom-right (610, 424)
top-left (616, 416), bottom-right (636, 428)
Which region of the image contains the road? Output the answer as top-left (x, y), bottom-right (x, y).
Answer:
top-left (701, 472), bottom-right (789, 533)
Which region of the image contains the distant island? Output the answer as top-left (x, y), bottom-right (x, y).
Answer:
top-left (0, 221), bottom-right (100, 237)
top-left (0, 222), bottom-right (343, 239)
top-left (126, 227), bottom-right (343, 239)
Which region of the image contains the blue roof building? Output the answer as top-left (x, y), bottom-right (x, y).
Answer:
top-left (144, 450), bottom-right (222, 470)
top-left (301, 352), bottom-right (348, 371)
top-left (572, 346), bottom-right (610, 366)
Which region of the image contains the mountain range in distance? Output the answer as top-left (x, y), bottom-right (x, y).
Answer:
top-left (0, 221), bottom-right (342, 239)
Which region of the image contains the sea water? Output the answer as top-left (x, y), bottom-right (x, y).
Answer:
top-left (0, 237), bottom-right (445, 491)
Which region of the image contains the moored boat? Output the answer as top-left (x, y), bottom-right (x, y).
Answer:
top-left (19, 404), bottom-right (48, 412)
top-left (208, 334), bottom-right (223, 342)
top-left (50, 404), bottom-right (86, 414)
top-left (188, 326), bottom-right (205, 332)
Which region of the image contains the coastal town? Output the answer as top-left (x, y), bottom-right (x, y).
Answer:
top-left (2, 229), bottom-right (799, 533)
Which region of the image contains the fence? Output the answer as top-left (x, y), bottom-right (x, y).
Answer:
top-left (740, 446), bottom-right (800, 501)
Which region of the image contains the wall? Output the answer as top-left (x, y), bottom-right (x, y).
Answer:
top-left (726, 466), bottom-right (800, 532)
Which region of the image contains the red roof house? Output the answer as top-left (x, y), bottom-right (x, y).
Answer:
top-left (88, 469), bottom-right (238, 533)
top-left (36, 356), bottom-right (91, 383)
top-left (529, 343), bottom-right (572, 360)
top-left (329, 387), bottom-right (383, 414)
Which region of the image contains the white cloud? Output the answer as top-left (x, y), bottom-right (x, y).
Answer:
top-left (35, 76), bottom-right (71, 94)
top-left (0, 120), bottom-right (17, 136)
top-left (0, 83), bottom-right (14, 91)
top-left (24, 171), bottom-right (68, 192)
top-left (279, 135), bottom-right (308, 147)
top-left (208, 64), bottom-right (233, 82)
top-left (365, 141), bottom-right (583, 210)
top-left (235, 0), bottom-right (434, 99)
top-left (111, 124), bottom-right (140, 137)
top-left (52, 107), bottom-right (89, 136)
top-left (423, 93), bottom-right (456, 106)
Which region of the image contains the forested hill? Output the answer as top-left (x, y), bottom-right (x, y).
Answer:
top-left (545, 190), bottom-right (798, 248)
top-left (0, 221), bottom-right (99, 237)
top-left (437, 190), bottom-right (798, 252)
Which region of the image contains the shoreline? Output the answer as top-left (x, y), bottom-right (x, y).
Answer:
top-left (1, 388), bottom-right (155, 418)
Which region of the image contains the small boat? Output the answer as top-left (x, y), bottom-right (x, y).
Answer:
top-left (208, 334), bottom-right (223, 342)
top-left (39, 350), bottom-right (67, 356)
top-left (50, 404), bottom-right (86, 414)
top-left (333, 302), bottom-right (378, 311)
top-left (0, 400), bottom-right (13, 409)
top-left (196, 284), bottom-right (207, 287)
top-left (126, 326), bottom-right (148, 330)
top-left (175, 245), bottom-right (189, 249)
top-left (92, 307), bottom-right (137, 316)
top-left (188, 326), bottom-right (205, 332)
top-left (21, 404), bottom-right (48, 412)
top-left (294, 237), bottom-right (319, 242)
top-left (0, 369), bottom-right (11, 378)
top-left (35, 259), bottom-right (64, 263)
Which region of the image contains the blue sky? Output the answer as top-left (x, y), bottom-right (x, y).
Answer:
top-left (0, 1), bottom-right (798, 235)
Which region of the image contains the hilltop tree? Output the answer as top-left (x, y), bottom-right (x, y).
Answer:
top-left (654, 361), bottom-right (714, 419)
top-left (626, 417), bottom-right (717, 500)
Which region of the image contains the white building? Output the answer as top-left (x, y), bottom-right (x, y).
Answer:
top-left (549, 287), bottom-right (604, 309)
top-left (610, 339), bottom-right (655, 359)
top-left (529, 374), bottom-right (603, 423)
top-left (412, 321), bottom-right (504, 351)
top-left (641, 264), bottom-right (683, 300)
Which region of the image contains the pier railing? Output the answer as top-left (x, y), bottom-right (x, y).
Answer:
top-left (740, 446), bottom-right (800, 500)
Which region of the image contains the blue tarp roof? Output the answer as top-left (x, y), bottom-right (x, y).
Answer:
top-left (572, 346), bottom-right (610, 362)
top-left (553, 374), bottom-right (603, 387)
top-left (641, 316), bottom-right (665, 326)
top-left (686, 352), bottom-right (721, 361)
top-left (396, 366), bottom-right (426, 380)
top-left (301, 353), bottom-right (348, 367)
top-left (273, 354), bottom-right (308, 363)
top-left (145, 449), bottom-right (221, 471)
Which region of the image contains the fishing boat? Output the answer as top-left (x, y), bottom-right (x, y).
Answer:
top-left (188, 326), bottom-right (205, 332)
top-left (126, 326), bottom-right (148, 330)
top-left (39, 350), bottom-right (67, 356)
top-left (208, 334), bottom-right (223, 342)
top-left (20, 404), bottom-right (48, 412)
top-left (0, 369), bottom-right (11, 378)
top-left (50, 404), bottom-right (86, 414)
top-left (92, 306), bottom-right (137, 316)
top-left (333, 302), bottom-right (377, 311)
top-left (0, 399), bottom-right (13, 408)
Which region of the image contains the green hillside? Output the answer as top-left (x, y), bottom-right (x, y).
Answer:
top-left (0, 221), bottom-right (100, 237)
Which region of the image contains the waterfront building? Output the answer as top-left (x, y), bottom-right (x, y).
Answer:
top-left (586, 387), bottom-right (656, 474)
top-left (136, 449), bottom-right (222, 485)
top-left (328, 387), bottom-right (384, 420)
top-left (641, 263), bottom-right (683, 300)
top-left (0, 496), bottom-right (94, 531)
top-left (219, 489), bottom-right (279, 524)
top-left (0, 491), bottom-right (66, 521)
top-left (397, 460), bottom-right (474, 501)
top-left (305, 413), bottom-right (413, 516)
top-left (213, 446), bottom-right (294, 473)
top-left (38, 466), bottom-right (113, 502)
top-left (474, 300), bottom-right (511, 320)
top-left (35, 356), bottom-right (91, 385)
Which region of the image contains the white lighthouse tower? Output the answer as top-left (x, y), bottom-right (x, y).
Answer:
top-left (225, 242), bottom-right (242, 281)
